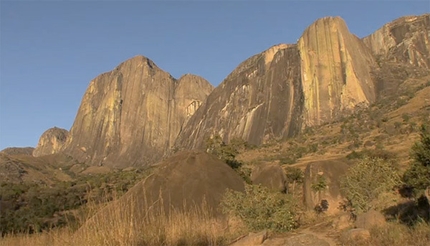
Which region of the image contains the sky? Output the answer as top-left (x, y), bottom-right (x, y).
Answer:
top-left (0, 0), bottom-right (429, 150)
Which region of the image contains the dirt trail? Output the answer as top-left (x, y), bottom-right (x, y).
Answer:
top-left (298, 224), bottom-right (339, 246)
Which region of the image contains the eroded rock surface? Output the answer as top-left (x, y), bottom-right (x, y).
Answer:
top-left (363, 14), bottom-right (430, 69)
top-left (61, 56), bottom-right (212, 168)
top-left (298, 16), bottom-right (377, 126)
top-left (33, 127), bottom-right (68, 157)
top-left (177, 16), bottom-right (380, 150)
top-left (176, 44), bottom-right (304, 149)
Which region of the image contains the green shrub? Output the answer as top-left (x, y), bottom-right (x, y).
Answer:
top-left (340, 158), bottom-right (402, 215)
top-left (221, 184), bottom-right (298, 232)
top-left (403, 124), bottom-right (430, 194)
top-left (205, 134), bottom-right (242, 170)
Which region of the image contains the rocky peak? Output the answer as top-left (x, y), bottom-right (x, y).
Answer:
top-left (298, 16), bottom-right (377, 126)
top-left (363, 14), bottom-right (430, 69)
top-left (60, 56), bottom-right (212, 168)
top-left (33, 127), bottom-right (68, 157)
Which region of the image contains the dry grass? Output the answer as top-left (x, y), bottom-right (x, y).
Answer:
top-left (1, 191), bottom-right (245, 246)
top-left (340, 221), bottom-right (430, 246)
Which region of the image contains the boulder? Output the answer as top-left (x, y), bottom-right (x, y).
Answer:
top-left (303, 159), bottom-right (349, 215)
top-left (251, 162), bottom-right (287, 193)
top-left (354, 210), bottom-right (386, 230)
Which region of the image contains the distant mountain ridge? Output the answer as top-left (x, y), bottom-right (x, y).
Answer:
top-left (20, 13), bottom-right (430, 168)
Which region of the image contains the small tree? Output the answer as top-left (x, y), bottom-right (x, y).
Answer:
top-left (340, 157), bottom-right (402, 215)
top-left (205, 134), bottom-right (242, 169)
top-left (403, 124), bottom-right (430, 194)
top-left (285, 167), bottom-right (304, 196)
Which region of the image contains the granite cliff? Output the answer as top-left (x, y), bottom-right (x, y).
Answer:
top-left (60, 56), bottom-right (213, 168)
top-left (32, 14), bottom-right (429, 167)
top-left (176, 16), bottom-right (379, 149)
top-left (363, 14), bottom-right (430, 69)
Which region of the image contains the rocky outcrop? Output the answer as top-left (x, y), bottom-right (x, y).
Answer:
top-left (363, 14), bottom-right (430, 69)
top-left (33, 127), bottom-right (68, 157)
top-left (298, 16), bottom-right (377, 126)
top-left (176, 44), bottom-right (304, 149)
top-left (61, 56), bottom-right (212, 168)
top-left (251, 163), bottom-right (287, 193)
top-left (133, 150), bottom-right (245, 215)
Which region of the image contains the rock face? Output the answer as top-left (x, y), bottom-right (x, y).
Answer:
top-left (303, 159), bottom-right (349, 215)
top-left (363, 14), bottom-right (430, 69)
top-left (33, 127), bottom-right (68, 157)
top-left (31, 14), bottom-right (428, 168)
top-left (61, 56), bottom-right (212, 167)
top-left (176, 44), bottom-right (304, 149)
top-left (176, 16), bottom-right (379, 149)
top-left (298, 17), bottom-right (377, 126)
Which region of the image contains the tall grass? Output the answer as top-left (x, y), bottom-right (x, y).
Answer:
top-left (1, 188), bottom-right (245, 246)
top-left (339, 221), bottom-right (430, 246)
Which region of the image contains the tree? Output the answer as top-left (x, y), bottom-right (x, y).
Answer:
top-left (403, 124), bottom-right (430, 193)
top-left (205, 134), bottom-right (242, 169)
top-left (285, 167), bottom-right (304, 196)
top-left (340, 157), bottom-right (402, 214)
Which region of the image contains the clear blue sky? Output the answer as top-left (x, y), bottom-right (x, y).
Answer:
top-left (0, 1), bottom-right (429, 150)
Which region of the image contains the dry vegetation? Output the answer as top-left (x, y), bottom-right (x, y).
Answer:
top-left (1, 193), bottom-right (245, 246)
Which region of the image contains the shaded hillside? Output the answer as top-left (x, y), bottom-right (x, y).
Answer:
top-left (0, 147), bottom-right (34, 156)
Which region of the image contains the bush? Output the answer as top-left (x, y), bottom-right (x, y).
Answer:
top-left (403, 124), bottom-right (430, 194)
top-left (340, 158), bottom-right (402, 215)
top-left (205, 134), bottom-right (242, 169)
top-left (221, 184), bottom-right (298, 232)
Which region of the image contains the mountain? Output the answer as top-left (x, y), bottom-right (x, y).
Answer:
top-left (59, 56), bottom-right (213, 168)
top-left (175, 16), bottom-right (381, 150)
top-left (32, 14), bottom-right (429, 168)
